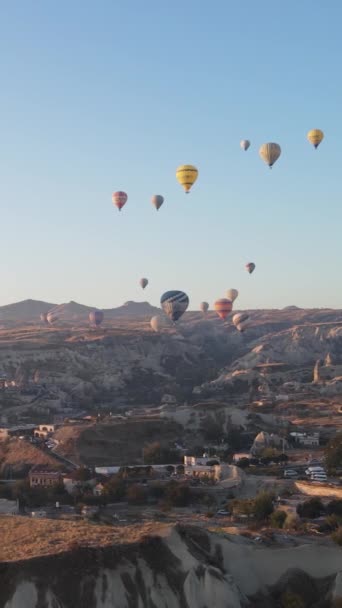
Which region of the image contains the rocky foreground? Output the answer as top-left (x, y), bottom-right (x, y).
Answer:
top-left (0, 519), bottom-right (341, 608)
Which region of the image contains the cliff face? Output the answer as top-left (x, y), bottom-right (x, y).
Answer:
top-left (1, 525), bottom-right (341, 608)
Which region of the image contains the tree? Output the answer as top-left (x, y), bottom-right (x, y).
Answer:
top-left (102, 476), bottom-right (126, 501)
top-left (127, 484), bottom-right (147, 505)
top-left (324, 433), bottom-right (342, 472)
top-left (297, 498), bottom-right (324, 519)
top-left (71, 467), bottom-right (92, 482)
top-left (270, 510), bottom-right (286, 529)
top-left (226, 427), bottom-right (245, 451)
top-left (236, 457), bottom-right (250, 469)
top-left (326, 499), bottom-right (342, 517)
top-left (143, 442), bottom-right (181, 465)
top-left (253, 491), bottom-right (274, 521)
top-left (281, 591), bottom-right (305, 608)
top-left (164, 481), bottom-right (191, 507)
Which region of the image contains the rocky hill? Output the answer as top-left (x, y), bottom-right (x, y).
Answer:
top-left (1, 306), bottom-right (342, 418)
top-left (0, 299), bottom-right (161, 323)
top-left (0, 520), bottom-right (341, 608)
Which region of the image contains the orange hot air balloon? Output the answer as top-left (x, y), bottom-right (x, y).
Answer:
top-left (214, 298), bottom-right (232, 320)
top-left (112, 191), bottom-right (128, 211)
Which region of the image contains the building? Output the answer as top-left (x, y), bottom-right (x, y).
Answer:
top-left (232, 452), bottom-right (251, 463)
top-left (183, 455), bottom-right (221, 481)
top-left (0, 424), bottom-right (36, 441)
top-left (290, 432), bottom-right (320, 447)
top-left (184, 464), bottom-right (221, 481)
top-left (184, 454), bottom-right (220, 467)
top-left (0, 499), bottom-right (19, 515)
top-left (34, 424), bottom-right (55, 439)
top-left (29, 467), bottom-right (62, 488)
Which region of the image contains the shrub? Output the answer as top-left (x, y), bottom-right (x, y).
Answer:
top-left (237, 457), bottom-right (250, 469)
top-left (284, 513), bottom-right (300, 530)
top-left (205, 511), bottom-right (214, 518)
top-left (327, 500), bottom-right (342, 517)
top-left (332, 526), bottom-right (342, 546)
top-left (324, 433), bottom-right (342, 472)
top-left (280, 591), bottom-right (305, 608)
top-left (126, 484), bottom-right (147, 505)
top-left (270, 510), bottom-right (286, 529)
top-left (253, 491), bottom-right (274, 521)
top-left (297, 498), bottom-right (325, 519)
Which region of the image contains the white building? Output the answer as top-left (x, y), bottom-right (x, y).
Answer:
top-left (0, 499), bottom-right (19, 515)
top-left (290, 432), bottom-right (320, 447)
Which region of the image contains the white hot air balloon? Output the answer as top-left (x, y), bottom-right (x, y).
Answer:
top-left (226, 289), bottom-right (239, 303)
top-left (150, 315), bottom-right (164, 332)
top-left (240, 140), bottom-right (250, 151)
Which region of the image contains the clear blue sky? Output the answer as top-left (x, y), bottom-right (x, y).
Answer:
top-left (0, 0), bottom-right (341, 310)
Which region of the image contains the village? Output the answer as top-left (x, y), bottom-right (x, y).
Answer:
top-left (0, 412), bottom-right (340, 549)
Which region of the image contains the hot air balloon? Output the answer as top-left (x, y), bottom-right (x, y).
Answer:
top-left (259, 143), bottom-right (281, 168)
top-left (176, 165), bottom-right (198, 193)
top-left (226, 289), bottom-right (239, 303)
top-left (112, 191), bottom-right (128, 211)
top-left (240, 140), bottom-right (250, 151)
top-left (150, 315), bottom-right (162, 332)
top-left (232, 312), bottom-right (249, 326)
top-left (160, 291), bottom-right (189, 321)
top-left (200, 302), bottom-right (209, 315)
top-left (245, 263), bottom-right (255, 274)
top-left (307, 129), bottom-right (324, 149)
top-left (140, 278), bottom-right (148, 290)
top-left (40, 312), bottom-right (48, 325)
top-left (151, 195), bottom-right (164, 210)
top-left (236, 321), bottom-right (249, 332)
top-left (89, 310), bottom-right (104, 327)
top-left (46, 310), bottom-right (59, 326)
top-left (214, 298), bottom-right (232, 320)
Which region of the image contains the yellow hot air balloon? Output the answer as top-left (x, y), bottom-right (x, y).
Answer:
top-left (259, 143), bottom-right (281, 168)
top-left (307, 129), bottom-right (324, 149)
top-left (176, 165), bottom-right (198, 193)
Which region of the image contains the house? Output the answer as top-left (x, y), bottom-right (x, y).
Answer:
top-left (0, 499), bottom-right (19, 515)
top-left (290, 432), bottom-right (320, 447)
top-left (184, 454), bottom-right (220, 467)
top-left (29, 467), bottom-right (62, 488)
top-left (0, 424), bottom-right (36, 441)
top-left (232, 452), bottom-right (251, 463)
top-left (34, 424), bottom-right (55, 439)
top-left (184, 464), bottom-right (221, 481)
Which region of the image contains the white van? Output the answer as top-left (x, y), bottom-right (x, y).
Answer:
top-left (310, 472), bottom-right (327, 482)
top-left (305, 466), bottom-right (324, 476)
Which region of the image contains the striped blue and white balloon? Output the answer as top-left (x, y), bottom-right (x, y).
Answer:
top-left (160, 291), bottom-right (189, 322)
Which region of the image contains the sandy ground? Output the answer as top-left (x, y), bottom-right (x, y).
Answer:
top-left (295, 481), bottom-right (342, 498)
top-left (0, 517), bottom-right (172, 563)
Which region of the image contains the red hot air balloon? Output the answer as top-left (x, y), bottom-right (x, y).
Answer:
top-left (89, 310), bottom-right (104, 327)
top-left (112, 191), bottom-right (128, 211)
top-left (214, 299), bottom-right (232, 320)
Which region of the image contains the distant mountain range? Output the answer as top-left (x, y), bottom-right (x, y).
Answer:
top-left (0, 299), bottom-right (161, 321)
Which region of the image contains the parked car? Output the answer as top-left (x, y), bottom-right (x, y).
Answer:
top-left (216, 510), bottom-right (230, 516)
top-left (284, 469), bottom-right (298, 478)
